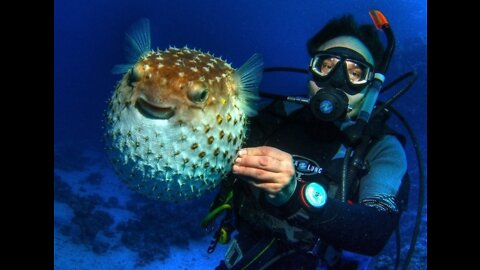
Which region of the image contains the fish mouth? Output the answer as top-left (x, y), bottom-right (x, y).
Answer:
top-left (136, 97), bottom-right (175, 119)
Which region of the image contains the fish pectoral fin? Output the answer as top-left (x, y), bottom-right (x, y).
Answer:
top-left (233, 53), bottom-right (264, 117)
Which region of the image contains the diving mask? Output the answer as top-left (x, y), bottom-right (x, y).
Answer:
top-left (309, 48), bottom-right (374, 94)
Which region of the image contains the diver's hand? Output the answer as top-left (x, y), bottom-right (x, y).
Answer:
top-left (232, 146), bottom-right (295, 194)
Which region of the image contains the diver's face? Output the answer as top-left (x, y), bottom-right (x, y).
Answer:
top-left (308, 36), bottom-right (375, 120)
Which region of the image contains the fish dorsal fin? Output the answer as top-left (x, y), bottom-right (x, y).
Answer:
top-left (234, 53), bottom-right (263, 117)
top-left (112, 18), bottom-right (152, 74)
top-left (124, 18), bottom-right (151, 63)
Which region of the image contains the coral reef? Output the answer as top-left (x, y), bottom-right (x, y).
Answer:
top-left (54, 171), bottom-right (214, 265)
top-left (83, 172), bottom-right (104, 185)
top-left (55, 174), bottom-right (115, 254)
top-left (116, 195), bottom-right (212, 266)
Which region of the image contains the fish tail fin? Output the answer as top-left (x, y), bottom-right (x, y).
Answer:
top-left (234, 53), bottom-right (263, 117)
top-left (112, 18), bottom-right (152, 74)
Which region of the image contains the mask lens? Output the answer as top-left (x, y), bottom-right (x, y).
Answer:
top-left (311, 54), bottom-right (341, 77)
top-left (344, 59), bottom-right (371, 84)
top-left (310, 53), bottom-right (373, 85)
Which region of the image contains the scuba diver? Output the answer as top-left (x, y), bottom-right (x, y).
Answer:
top-left (203, 11), bottom-right (422, 270)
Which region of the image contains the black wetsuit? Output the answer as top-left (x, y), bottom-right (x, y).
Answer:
top-left (216, 101), bottom-right (407, 270)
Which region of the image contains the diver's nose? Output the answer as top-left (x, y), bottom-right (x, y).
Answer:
top-left (329, 67), bottom-right (347, 89)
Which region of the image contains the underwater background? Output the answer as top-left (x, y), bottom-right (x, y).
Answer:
top-left (54, 0), bottom-right (427, 269)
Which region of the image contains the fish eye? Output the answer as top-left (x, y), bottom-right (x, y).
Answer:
top-left (128, 67), bottom-right (142, 86)
top-left (187, 86), bottom-right (209, 104)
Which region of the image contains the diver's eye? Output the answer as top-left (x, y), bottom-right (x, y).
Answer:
top-left (187, 87), bottom-right (209, 104)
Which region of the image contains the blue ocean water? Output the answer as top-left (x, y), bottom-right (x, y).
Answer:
top-left (54, 0), bottom-right (427, 269)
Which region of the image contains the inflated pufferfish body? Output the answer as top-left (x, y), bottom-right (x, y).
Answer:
top-left (104, 19), bottom-right (263, 201)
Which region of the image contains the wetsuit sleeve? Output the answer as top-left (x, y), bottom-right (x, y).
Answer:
top-left (280, 135), bottom-right (407, 255)
top-left (291, 196), bottom-right (399, 255)
top-left (359, 135), bottom-right (407, 210)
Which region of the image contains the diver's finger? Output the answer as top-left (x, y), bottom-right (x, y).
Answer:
top-left (232, 165), bottom-right (280, 182)
top-left (234, 155), bottom-right (285, 173)
top-left (238, 146), bottom-right (290, 161)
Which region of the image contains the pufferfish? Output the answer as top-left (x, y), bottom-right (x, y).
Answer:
top-left (104, 19), bottom-right (263, 202)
